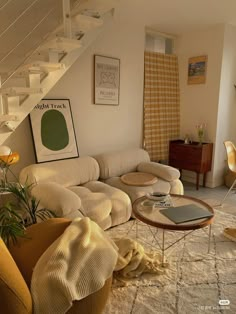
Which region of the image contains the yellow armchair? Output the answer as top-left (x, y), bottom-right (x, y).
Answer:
top-left (0, 218), bottom-right (112, 314)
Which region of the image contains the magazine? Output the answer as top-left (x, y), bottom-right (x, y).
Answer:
top-left (141, 195), bottom-right (173, 208)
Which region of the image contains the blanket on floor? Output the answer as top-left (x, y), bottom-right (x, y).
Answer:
top-left (113, 238), bottom-right (167, 279)
top-left (31, 217), bottom-right (118, 314)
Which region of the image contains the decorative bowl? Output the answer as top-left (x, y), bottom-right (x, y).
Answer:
top-left (146, 192), bottom-right (169, 201)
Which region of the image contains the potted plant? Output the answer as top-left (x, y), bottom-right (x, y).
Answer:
top-left (0, 153), bottom-right (56, 246)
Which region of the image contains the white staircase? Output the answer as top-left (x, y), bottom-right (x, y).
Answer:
top-left (0, 0), bottom-right (117, 144)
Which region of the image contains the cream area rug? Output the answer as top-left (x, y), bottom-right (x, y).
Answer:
top-left (104, 204), bottom-right (236, 314)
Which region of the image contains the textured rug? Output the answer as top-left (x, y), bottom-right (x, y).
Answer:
top-left (104, 204), bottom-right (236, 314)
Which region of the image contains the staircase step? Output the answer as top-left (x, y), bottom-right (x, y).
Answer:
top-left (74, 0), bottom-right (117, 16)
top-left (17, 61), bottom-right (65, 75)
top-left (72, 13), bottom-right (103, 32)
top-left (38, 37), bottom-right (82, 53)
top-left (55, 13), bottom-right (103, 39)
top-left (0, 87), bottom-right (43, 96)
top-left (0, 114), bottom-right (19, 122)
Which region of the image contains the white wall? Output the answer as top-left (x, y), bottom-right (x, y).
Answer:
top-left (176, 24), bottom-right (225, 187)
top-left (214, 24), bottom-right (236, 185)
top-left (4, 14), bottom-right (146, 178)
top-left (4, 9), bottom-right (236, 189)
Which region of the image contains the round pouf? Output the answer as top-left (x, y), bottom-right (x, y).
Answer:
top-left (121, 172), bottom-right (158, 186)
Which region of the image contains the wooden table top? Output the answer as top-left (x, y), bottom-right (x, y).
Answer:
top-left (132, 194), bottom-right (214, 231)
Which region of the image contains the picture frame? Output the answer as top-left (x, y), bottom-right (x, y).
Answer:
top-left (94, 55), bottom-right (120, 105)
top-left (187, 55), bottom-right (207, 84)
top-left (29, 99), bottom-right (79, 163)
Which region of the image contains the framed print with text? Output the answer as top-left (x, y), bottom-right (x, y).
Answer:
top-left (29, 99), bottom-right (79, 163)
top-left (94, 55), bottom-right (120, 105)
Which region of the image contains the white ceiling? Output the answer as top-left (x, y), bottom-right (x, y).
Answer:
top-left (117, 0), bottom-right (236, 35)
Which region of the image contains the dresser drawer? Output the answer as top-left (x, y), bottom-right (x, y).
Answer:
top-left (169, 140), bottom-right (213, 173)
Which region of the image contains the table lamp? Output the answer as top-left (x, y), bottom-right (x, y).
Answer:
top-left (0, 145), bottom-right (20, 189)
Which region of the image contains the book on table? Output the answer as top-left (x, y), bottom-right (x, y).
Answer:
top-left (159, 204), bottom-right (213, 224)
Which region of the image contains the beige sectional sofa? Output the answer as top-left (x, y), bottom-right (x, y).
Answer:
top-left (19, 148), bottom-right (183, 229)
top-left (94, 148), bottom-right (184, 203)
top-left (19, 156), bottom-right (132, 230)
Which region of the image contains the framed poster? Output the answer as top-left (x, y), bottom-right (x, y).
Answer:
top-left (94, 55), bottom-right (120, 105)
top-left (188, 55), bottom-right (207, 84)
top-left (29, 99), bottom-right (79, 163)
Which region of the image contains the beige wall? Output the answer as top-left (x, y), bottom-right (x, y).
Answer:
top-left (4, 17), bottom-right (146, 179)
top-left (214, 24), bottom-right (236, 185)
top-left (176, 24), bottom-right (225, 187)
top-left (4, 14), bottom-right (236, 189)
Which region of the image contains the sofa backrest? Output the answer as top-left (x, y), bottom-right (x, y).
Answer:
top-left (19, 156), bottom-right (100, 187)
top-left (94, 148), bottom-right (150, 179)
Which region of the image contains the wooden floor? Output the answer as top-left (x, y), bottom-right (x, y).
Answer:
top-left (183, 181), bottom-right (236, 216)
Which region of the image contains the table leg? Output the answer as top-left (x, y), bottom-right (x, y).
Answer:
top-left (161, 229), bottom-right (165, 266)
top-left (203, 173), bottom-right (207, 187)
top-left (208, 224), bottom-right (212, 253)
top-left (196, 172), bottom-right (200, 190)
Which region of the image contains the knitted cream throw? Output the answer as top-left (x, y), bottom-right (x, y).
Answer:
top-left (30, 217), bottom-right (118, 314)
top-left (114, 238), bottom-right (167, 279)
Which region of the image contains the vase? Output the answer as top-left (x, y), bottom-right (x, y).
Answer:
top-left (198, 130), bottom-right (204, 145)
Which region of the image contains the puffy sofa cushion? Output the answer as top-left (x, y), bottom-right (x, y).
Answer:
top-left (19, 156), bottom-right (100, 187)
top-left (105, 176), bottom-right (171, 203)
top-left (31, 182), bottom-right (83, 219)
top-left (0, 238), bottom-right (32, 314)
top-left (95, 148), bottom-right (150, 179)
top-left (85, 181), bottom-right (132, 227)
top-left (69, 181), bottom-right (132, 229)
top-left (19, 156), bottom-right (133, 229)
top-left (68, 186), bottom-right (112, 223)
top-left (137, 162), bottom-right (180, 182)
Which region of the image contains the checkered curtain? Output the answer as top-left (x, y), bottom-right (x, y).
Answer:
top-left (143, 51), bottom-right (180, 161)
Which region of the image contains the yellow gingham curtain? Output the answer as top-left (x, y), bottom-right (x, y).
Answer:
top-left (143, 51), bottom-right (180, 161)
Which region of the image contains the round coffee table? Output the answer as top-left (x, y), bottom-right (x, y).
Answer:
top-left (132, 194), bottom-right (214, 266)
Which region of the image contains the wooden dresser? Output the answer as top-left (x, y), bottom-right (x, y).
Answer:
top-left (169, 140), bottom-right (213, 190)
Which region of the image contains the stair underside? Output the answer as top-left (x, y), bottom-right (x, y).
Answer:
top-left (0, 3), bottom-right (115, 144)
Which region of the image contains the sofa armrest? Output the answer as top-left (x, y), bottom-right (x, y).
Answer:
top-left (137, 162), bottom-right (180, 182)
top-left (31, 182), bottom-right (83, 218)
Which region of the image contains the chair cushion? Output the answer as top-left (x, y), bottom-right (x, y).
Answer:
top-left (0, 238), bottom-right (32, 314)
top-left (121, 172), bottom-right (157, 186)
top-left (8, 218), bottom-right (71, 287)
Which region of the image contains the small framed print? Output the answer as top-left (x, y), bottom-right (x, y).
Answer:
top-left (29, 99), bottom-right (79, 163)
top-left (94, 55), bottom-right (120, 105)
top-left (188, 55), bottom-right (207, 84)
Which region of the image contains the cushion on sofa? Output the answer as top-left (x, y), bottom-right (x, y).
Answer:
top-left (105, 176), bottom-right (171, 203)
top-left (31, 182), bottom-right (83, 219)
top-left (69, 187), bottom-right (112, 222)
top-left (95, 148), bottom-right (150, 180)
top-left (69, 182), bottom-right (132, 229)
top-left (137, 162), bottom-right (180, 182)
top-left (0, 238), bottom-right (32, 314)
top-left (84, 181), bottom-right (132, 227)
top-left (121, 172), bottom-right (157, 186)
top-left (19, 156), bottom-right (100, 187)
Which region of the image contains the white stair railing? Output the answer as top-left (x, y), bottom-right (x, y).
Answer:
top-left (0, 0), bottom-right (116, 144)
